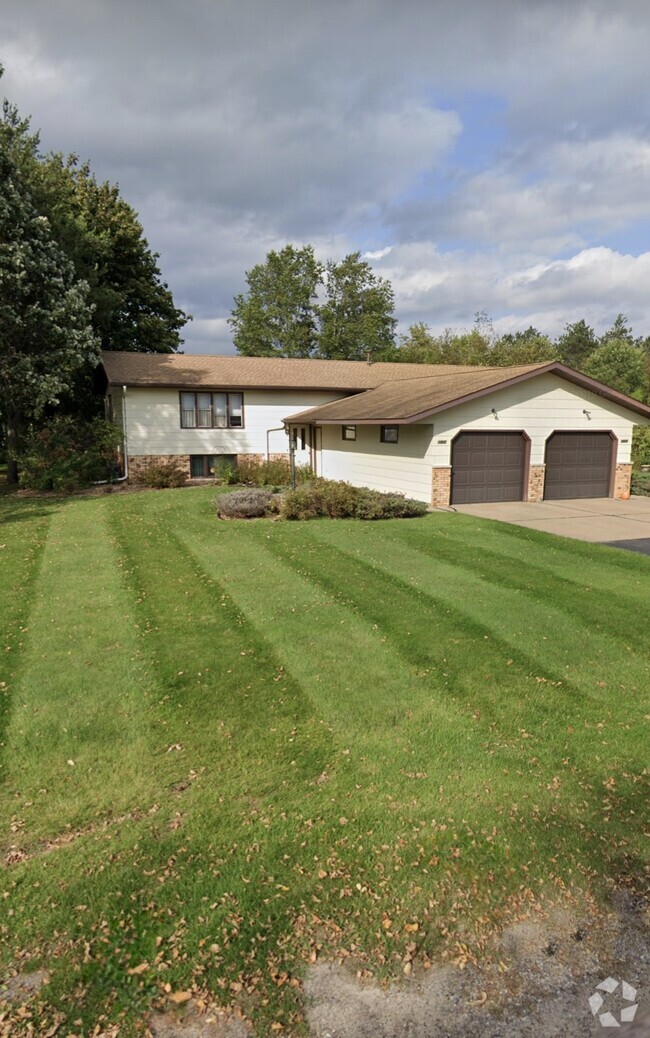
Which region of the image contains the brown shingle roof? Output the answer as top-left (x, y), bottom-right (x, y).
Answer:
top-left (285, 362), bottom-right (650, 423)
top-left (99, 353), bottom-right (650, 423)
top-left (99, 351), bottom-right (480, 391)
top-left (285, 364), bottom-right (550, 422)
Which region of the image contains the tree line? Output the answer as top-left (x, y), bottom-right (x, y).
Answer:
top-left (230, 245), bottom-right (650, 404)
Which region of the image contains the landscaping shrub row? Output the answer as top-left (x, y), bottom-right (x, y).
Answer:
top-left (217, 479), bottom-right (428, 520)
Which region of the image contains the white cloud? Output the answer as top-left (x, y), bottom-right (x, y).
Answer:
top-left (3, 0), bottom-right (650, 352)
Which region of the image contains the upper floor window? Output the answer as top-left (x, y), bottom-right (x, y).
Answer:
top-left (180, 391), bottom-right (244, 429)
top-left (342, 425), bottom-right (356, 441)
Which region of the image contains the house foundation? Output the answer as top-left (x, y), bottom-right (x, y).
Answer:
top-left (127, 454), bottom-right (191, 478)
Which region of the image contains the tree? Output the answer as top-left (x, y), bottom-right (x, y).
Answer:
top-left (30, 154), bottom-right (188, 354)
top-left (557, 319), bottom-right (598, 369)
top-left (230, 245), bottom-right (323, 357)
top-left (584, 340), bottom-right (648, 400)
top-left (1, 66), bottom-right (189, 359)
top-left (395, 315), bottom-right (492, 366)
top-left (316, 252), bottom-right (396, 360)
top-left (490, 327), bottom-right (558, 366)
top-left (395, 323), bottom-right (444, 363)
top-left (0, 100), bottom-right (99, 483)
top-left (601, 313), bottom-right (636, 346)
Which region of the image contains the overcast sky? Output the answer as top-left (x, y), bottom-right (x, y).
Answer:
top-left (2, 0), bottom-right (650, 354)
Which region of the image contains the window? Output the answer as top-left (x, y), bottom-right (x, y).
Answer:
top-left (180, 392), bottom-right (244, 428)
top-left (342, 425), bottom-right (356, 441)
top-left (190, 454), bottom-right (237, 478)
top-left (380, 425), bottom-right (399, 443)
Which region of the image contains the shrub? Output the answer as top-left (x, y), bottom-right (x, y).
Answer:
top-left (234, 456), bottom-right (312, 489)
top-left (632, 426), bottom-right (650, 468)
top-left (212, 459), bottom-right (238, 484)
top-left (217, 488), bottom-right (279, 519)
top-left (354, 488), bottom-right (428, 519)
top-left (281, 479), bottom-right (428, 520)
top-left (19, 417), bottom-right (122, 492)
top-left (632, 471), bottom-right (650, 497)
top-left (133, 461), bottom-right (187, 489)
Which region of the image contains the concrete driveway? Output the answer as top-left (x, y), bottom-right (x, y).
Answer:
top-left (452, 496), bottom-right (650, 553)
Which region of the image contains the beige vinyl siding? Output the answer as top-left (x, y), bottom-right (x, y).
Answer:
top-left (319, 424), bottom-right (434, 502)
top-left (423, 374), bottom-right (643, 467)
top-left (123, 387), bottom-right (341, 458)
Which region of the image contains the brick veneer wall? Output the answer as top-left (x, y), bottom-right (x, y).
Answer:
top-left (431, 466), bottom-right (452, 508)
top-left (527, 464), bottom-right (546, 502)
top-left (128, 454), bottom-right (191, 478)
top-left (614, 462), bottom-right (633, 499)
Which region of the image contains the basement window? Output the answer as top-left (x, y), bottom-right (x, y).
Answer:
top-left (342, 425), bottom-right (356, 441)
top-left (190, 454), bottom-right (236, 478)
top-left (380, 425), bottom-right (399, 444)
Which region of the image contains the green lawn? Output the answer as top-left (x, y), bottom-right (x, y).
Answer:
top-left (1, 486), bottom-right (649, 1034)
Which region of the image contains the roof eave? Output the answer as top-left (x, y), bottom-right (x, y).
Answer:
top-left (285, 363), bottom-right (650, 425)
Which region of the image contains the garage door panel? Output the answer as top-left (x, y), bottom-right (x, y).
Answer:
top-left (544, 432), bottom-right (613, 500)
top-left (451, 432), bottom-right (526, 505)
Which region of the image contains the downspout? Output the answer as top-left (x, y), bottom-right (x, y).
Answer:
top-left (266, 426), bottom-right (286, 461)
top-left (92, 383), bottom-right (129, 485)
top-left (121, 384), bottom-right (129, 479)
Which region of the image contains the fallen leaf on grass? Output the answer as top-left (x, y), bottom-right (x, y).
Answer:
top-left (168, 990), bottom-right (192, 1004)
top-left (127, 962), bottom-right (149, 976)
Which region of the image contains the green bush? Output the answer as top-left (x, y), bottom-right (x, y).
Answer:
top-left (216, 488), bottom-right (280, 518)
top-left (19, 417), bottom-right (122, 492)
top-left (631, 471), bottom-right (650, 497)
top-left (133, 461), bottom-right (187, 489)
top-left (632, 426), bottom-right (650, 468)
top-left (234, 456), bottom-right (311, 488)
top-left (212, 459), bottom-right (239, 484)
top-left (281, 479), bottom-right (428, 521)
top-left (354, 489), bottom-right (429, 519)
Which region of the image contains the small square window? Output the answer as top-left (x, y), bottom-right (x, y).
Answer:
top-left (342, 425), bottom-right (356, 441)
top-left (380, 425), bottom-right (399, 444)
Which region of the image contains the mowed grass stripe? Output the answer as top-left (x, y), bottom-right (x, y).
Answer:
top-left (0, 499), bottom-right (161, 849)
top-left (302, 520), bottom-right (650, 718)
top-left (429, 511), bottom-right (650, 595)
top-left (0, 501), bottom-right (53, 753)
top-left (174, 506), bottom-right (646, 892)
top-left (257, 523), bottom-right (647, 791)
top-left (175, 517), bottom-right (573, 807)
top-left (107, 494), bottom-right (334, 790)
top-left (391, 516), bottom-right (650, 655)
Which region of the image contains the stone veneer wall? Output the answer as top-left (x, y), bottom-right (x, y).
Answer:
top-left (527, 464), bottom-right (546, 502)
top-left (431, 466), bottom-right (452, 508)
top-left (614, 462), bottom-right (633, 499)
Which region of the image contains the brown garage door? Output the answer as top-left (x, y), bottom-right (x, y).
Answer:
top-left (451, 432), bottom-right (527, 504)
top-left (544, 432), bottom-right (613, 500)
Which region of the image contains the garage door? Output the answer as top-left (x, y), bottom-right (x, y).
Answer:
top-left (451, 432), bottom-right (527, 504)
top-left (544, 432), bottom-right (613, 500)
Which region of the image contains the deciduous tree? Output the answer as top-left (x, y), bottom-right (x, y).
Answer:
top-left (229, 245), bottom-right (323, 357)
top-left (0, 99), bottom-right (98, 482)
top-left (316, 252), bottom-right (396, 360)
